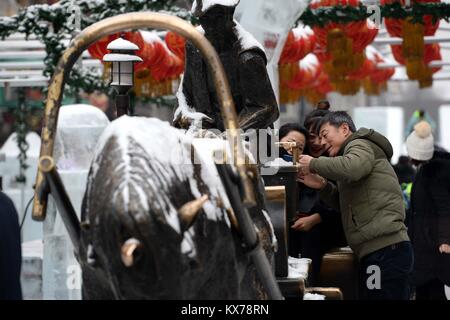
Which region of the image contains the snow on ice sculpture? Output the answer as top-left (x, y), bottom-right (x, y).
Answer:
top-left (79, 116), bottom-right (276, 299)
top-left (43, 104), bottom-right (109, 300)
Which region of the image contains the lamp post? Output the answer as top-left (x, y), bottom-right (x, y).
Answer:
top-left (103, 37), bottom-right (143, 117)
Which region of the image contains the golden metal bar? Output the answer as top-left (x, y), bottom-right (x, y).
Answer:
top-left (38, 156), bottom-right (81, 253)
top-left (32, 12), bottom-right (255, 220)
top-left (275, 142), bottom-right (299, 165)
top-left (264, 186), bottom-right (286, 202)
top-left (277, 278), bottom-right (306, 298)
top-left (292, 147), bottom-right (299, 165)
top-left (275, 142), bottom-right (297, 148)
top-left (304, 287), bottom-right (344, 300)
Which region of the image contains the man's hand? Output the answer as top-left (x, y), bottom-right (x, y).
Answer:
top-left (297, 173), bottom-right (327, 190)
top-left (291, 213), bottom-right (322, 232)
top-left (298, 155), bottom-right (314, 175)
top-left (439, 244), bottom-right (450, 254)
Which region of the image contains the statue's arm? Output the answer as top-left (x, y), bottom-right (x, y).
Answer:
top-left (173, 45), bottom-right (195, 129)
top-left (238, 50), bottom-right (279, 130)
top-left (173, 43), bottom-right (213, 129)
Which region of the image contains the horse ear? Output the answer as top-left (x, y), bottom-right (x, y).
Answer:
top-left (121, 238), bottom-right (142, 267)
top-left (178, 195), bottom-right (208, 231)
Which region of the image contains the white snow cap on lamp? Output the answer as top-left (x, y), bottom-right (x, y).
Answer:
top-left (192, 0), bottom-right (240, 17)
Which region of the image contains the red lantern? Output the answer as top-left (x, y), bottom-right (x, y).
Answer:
top-left (88, 32), bottom-right (148, 71)
top-left (123, 32), bottom-right (147, 72)
top-left (314, 71), bottom-right (333, 95)
top-left (310, 0), bottom-right (378, 81)
top-left (279, 26), bottom-right (316, 64)
top-left (285, 54), bottom-right (322, 90)
top-left (88, 34), bottom-right (118, 60)
top-left (424, 43), bottom-right (442, 73)
top-left (349, 20), bottom-right (378, 53)
top-left (140, 31), bottom-right (169, 69)
top-left (311, 0), bottom-right (372, 53)
top-left (304, 56), bottom-right (333, 103)
top-left (391, 43), bottom-right (441, 71)
top-left (165, 31), bottom-right (186, 61)
top-left (380, 0), bottom-right (441, 84)
top-left (153, 53), bottom-right (184, 81)
top-left (279, 52), bottom-right (333, 104)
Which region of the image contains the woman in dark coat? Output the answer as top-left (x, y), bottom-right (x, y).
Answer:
top-left (0, 191), bottom-right (22, 300)
top-left (406, 121), bottom-right (450, 300)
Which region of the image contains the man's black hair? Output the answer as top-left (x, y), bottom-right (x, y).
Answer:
top-left (304, 109), bottom-right (330, 133)
top-left (317, 111), bottom-right (357, 134)
top-left (279, 123), bottom-right (309, 140)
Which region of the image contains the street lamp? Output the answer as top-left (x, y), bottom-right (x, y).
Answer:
top-left (103, 37), bottom-right (143, 117)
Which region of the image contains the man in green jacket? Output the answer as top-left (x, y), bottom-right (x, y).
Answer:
top-left (298, 111), bottom-right (413, 300)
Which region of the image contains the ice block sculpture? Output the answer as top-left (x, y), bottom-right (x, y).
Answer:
top-left (0, 131), bottom-right (41, 242)
top-left (43, 104), bottom-right (109, 300)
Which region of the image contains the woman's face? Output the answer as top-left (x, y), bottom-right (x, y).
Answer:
top-left (280, 130), bottom-right (306, 158)
top-left (308, 127), bottom-right (325, 158)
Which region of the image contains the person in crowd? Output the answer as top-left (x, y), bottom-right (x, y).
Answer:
top-left (303, 109), bottom-right (347, 246)
top-left (279, 120), bottom-right (346, 286)
top-left (304, 109), bottom-right (331, 159)
top-left (0, 191), bottom-right (22, 300)
top-left (393, 156), bottom-right (416, 228)
top-left (405, 121), bottom-right (450, 300)
top-left (393, 156), bottom-right (416, 185)
top-left (278, 123), bottom-right (308, 163)
top-left (298, 111), bottom-right (413, 300)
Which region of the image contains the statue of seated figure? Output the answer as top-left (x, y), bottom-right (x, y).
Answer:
top-left (173, 0), bottom-right (279, 132)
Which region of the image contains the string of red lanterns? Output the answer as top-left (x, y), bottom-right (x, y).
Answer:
top-left (86, 1), bottom-right (444, 102)
top-left (382, 0), bottom-right (442, 87)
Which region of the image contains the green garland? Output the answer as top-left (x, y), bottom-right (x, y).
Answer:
top-left (299, 3), bottom-right (450, 27)
top-left (382, 2), bottom-right (450, 24)
top-left (300, 4), bottom-right (371, 27)
top-left (0, 0), bottom-right (190, 99)
top-left (13, 89), bottom-right (30, 183)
